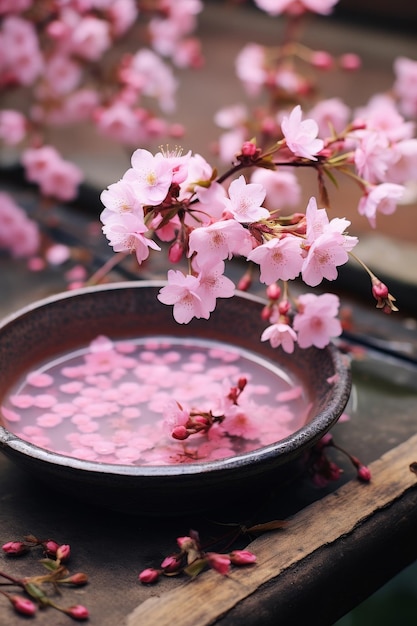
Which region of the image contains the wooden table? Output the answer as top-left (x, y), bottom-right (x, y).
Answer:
top-left (1, 173), bottom-right (417, 625)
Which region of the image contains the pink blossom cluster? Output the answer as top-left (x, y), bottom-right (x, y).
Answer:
top-left (100, 98), bottom-right (400, 352)
top-left (0, 0), bottom-right (203, 260)
top-left (217, 53), bottom-right (416, 233)
top-left (0, 0), bottom-right (203, 204)
top-left (0, 192), bottom-right (40, 258)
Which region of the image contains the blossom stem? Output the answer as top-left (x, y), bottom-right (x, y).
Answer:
top-left (85, 251), bottom-right (129, 286)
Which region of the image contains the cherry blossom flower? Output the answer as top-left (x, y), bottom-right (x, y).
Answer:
top-left (188, 220), bottom-right (251, 270)
top-left (196, 262), bottom-right (236, 312)
top-left (293, 292), bottom-right (342, 348)
top-left (102, 212), bottom-right (161, 264)
top-left (222, 175), bottom-right (270, 223)
top-left (235, 43), bottom-right (267, 95)
top-left (69, 15), bottom-right (111, 61)
top-left (157, 270), bottom-right (209, 323)
top-left (250, 168), bottom-right (301, 209)
top-left (281, 105), bottom-right (324, 160)
top-left (357, 183), bottom-right (405, 228)
top-left (302, 231), bottom-right (350, 287)
top-left (248, 236), bottom-right (304, 283)
top-left (107, 0), bottom-right (139, 37)
top-left (1, 15), bottom-right (43, 86)
top-left (0, 109), bottom-right (26, 145)
top-left (129, 48), bottom-right (178, 113)
top-left (354, 94), bottom-right (414, 143)
top-left (0, 192), bottom-right (40, 258)
top-left (301, 197), bottom-right (357, 286)
top-left (353, 130), bottom-right (396, 184)
top-left (123, 148), bottom-right (174, 206)
top-left (21, 146), bottom-right (83, 201)
top-left (261, 322), bottom-right (298, 353)
top-left (100, 179), bottom-right (144, 222)
top-left (393, 56), bottom-right (417, 118)
top-left (308, 97), bottom-right (351, 137)
top-left (388, 139), bottom-right (417, 184)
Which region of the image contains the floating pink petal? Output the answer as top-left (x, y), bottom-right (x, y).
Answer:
top-left (26, 371), bottom-right (54, 388)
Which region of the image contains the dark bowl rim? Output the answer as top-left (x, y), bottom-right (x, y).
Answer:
top-left (0, 281), bottom-right (352, 478)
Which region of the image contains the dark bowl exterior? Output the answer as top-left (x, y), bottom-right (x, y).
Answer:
top-left (0, 282), bottom-right (351, 515)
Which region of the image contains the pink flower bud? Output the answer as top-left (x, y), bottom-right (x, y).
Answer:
top-left (169, 123), bottom-right (185, 138)
top-left (168, 241), bottom-right (184, 263)
top-left (56, 544), bottom-right (71, 562)
top-left (311, 50), bottom-right (334, 70)
top-left (161, 555), bottom-right (182, 573)
top-left (229, 550), bottom-right (257, 565)
top-left (339, 53), bottom-right (361, 71)
top-left (177, 536), bottom-right (196, 551)
top-left (2, 541), bottom-right (28, 556)
top-left (238, 376), bottom-right (247, 391)
top-left (237, 273), bottom-right (252, 291)
top-left (43, 539), bottom-right (60, 556)
top-left (357, 465), bottom-right (371, 482)
top-left (67, 573), bottom-right (88, 586)
top-left (8, 594), bottom-right (37, 616)
top-left (261, 305), bottom-right (272, 321)
top-left (278, 300), bottom-right (291, 315)
top-left (241, 141), bottom-right (257, 156)
top-left (65, 604), bottom-right (89, 620)
top-left (266, 283), bottom-right (281, 301)
top-left (206, 552), bottom-right (231, 576)
top-left (139, 568), bottom-right (160, 584)
top-left (172, 425), bottom-right (189, 440)
top-left (191, 415), bottom-right (210, 428)
top-left (372, 280), bottom-right (389, 300)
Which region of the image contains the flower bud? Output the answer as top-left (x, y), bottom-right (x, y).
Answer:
top-left (65, 604), bottom-right (89, 620)
top-left (56, 544), bottom-right (71, 562)
top-left (238, 376), bottom-right (247, 391)
top-left (7, 594), bottom-right (37, 616)
top-left (261, 304), bottom-right (272, 321)
top-left (172, 425), bottom-right (189, 440)
top-left (66, 572), bottom-right (89, 586)
top-left (139, 568), bottom-right (160, 584)
top-left (237, 273), bottom-right (252, 291)
top-left (339, 53), bottom-right (361, 71)
top-left (229, 550), bottom-right (257, 565)
top-left (357, 465), bottom-right (371, 482)
top-left (241, 141), bottom-right (257, 156)
top-left (311, 50), bottom-right (334, 70)
top-left (168, 241), bottom-right (184, 264)
top-left (177, 536), bottom-right (196, 551)
top-left (278, 300), bottom-right (291, 315)
top-left (266, 283), bottom-right (281, 301)
top-left (206, 552), bottom-right (231, 575)
top-left (161, 555), bottom-right (182, 573)
top-left (2, 541), bottom-right (28, 556)
top-left (372, 280), bottom-right (389, 300)
top-left (43, 539), bottom-right (60, 557)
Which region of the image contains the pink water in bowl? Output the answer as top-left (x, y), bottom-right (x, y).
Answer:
top-left (1, 335), bottom-right (311, 466)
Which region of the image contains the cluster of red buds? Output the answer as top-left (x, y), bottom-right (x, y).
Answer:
top-left (138, 529), bottom-right (256, 584)
top-left (308, 433), bottom-right (371, 487)
top-left (171, 377), bottom-right (248, 441)
top-left (1, 534), bottom-right (89, 620)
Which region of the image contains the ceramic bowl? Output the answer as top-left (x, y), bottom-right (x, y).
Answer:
top-left (0, 281), bottom-right (351, 515)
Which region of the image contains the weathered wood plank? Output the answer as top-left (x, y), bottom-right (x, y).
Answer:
top-left (126, 432), bottom-right (417, 626)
